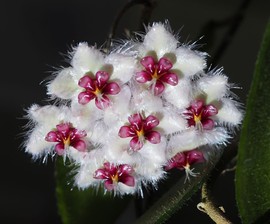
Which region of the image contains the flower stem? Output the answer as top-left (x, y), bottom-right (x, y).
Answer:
top-left (197, 182), bottom-right (232, 224)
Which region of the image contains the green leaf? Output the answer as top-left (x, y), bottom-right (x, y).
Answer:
top-left (235, 19), bottom-right (270, 224)
top-left (55, 158), bottom-right (132, 224)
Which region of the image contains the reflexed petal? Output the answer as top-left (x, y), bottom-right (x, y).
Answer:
top-left (95, 95), bottom-right (111, 110)
top-left (121, 175), bottom-right (135, 187)
top-left (165, 153), bottom-right (186, 170)
top-left (118, 126), bottom-right (135, 138)
top-left (202, 119), bottom-right (215, 130)
top-left (119, 164), bottom-right (133, 174)
top-left (103, 82), bottom-right (120, 95)
top-left (151, 80), bottom-right (165, 95)
top-left (94, 169), bottom-right (108, 179)
top-left (160, 73), bottom-right (178, 86)
top-left (186, 150), bottom-right (205, 165)
top-left (145, 131), bottom-right (161, 144)
top-left (74, 130), bottom-right (87, 138)
top-left (56, 123), bottom-right (70, 132)
top-left (78, 91), bottom-right (96, 105)
top-left (78, 75), bottom-right (95, 90)
top-left (187, 119), bottom-right (195, 127)
top-left (72, 140), bottom-right (86, 151)
top-left (173, 153), bottom-right (186, 166)
top-left (55, 143), bottom-right (65, 155)
top-left (140, 56), bottom-right (155, 72)
top-left (191, 100), bottom-right (204, 114)
top-left (158, 57), bottom-right (173, 72)
top-left (164, 161), bottom-right (176, 171)
top-left (144, 115), bottom-right (159, 130)
top-left (45, 131), bottom-right (58, 142)
top-left (96, 71), bottom-right (109, 88)
top-left (135, 71), bottom-right (152, 83)
top-left (204, 104), bottom-right (218, 116)
top-left (103, 162), bottom-right (112, 171)
top-left (130, 136), bottom-right (143, 151)
top-left (128, 113), bottom-right (142, 128)
top-left (104, 179), bottom-right (114, 191)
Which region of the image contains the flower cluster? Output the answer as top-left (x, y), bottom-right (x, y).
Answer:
top-left (23, 22), bottom-right (243, 196)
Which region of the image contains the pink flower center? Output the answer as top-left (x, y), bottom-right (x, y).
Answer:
top-left (135, 56), bottom-right (178, 95)
top-left (118, 113), bottom-right (161, 151)
top-left (183, 99), bottom-right (218, 130)
top-left (45, 122), bottom-right (87, 155)
top-left (78, 71), bottom-right (120, 110)
top-left (93, 162), bottom-right (135, 191)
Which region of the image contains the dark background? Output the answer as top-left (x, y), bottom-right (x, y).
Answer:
top-left (2, 0), bottom-right (270, 223)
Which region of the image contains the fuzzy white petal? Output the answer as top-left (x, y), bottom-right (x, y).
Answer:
top-left (70, 102), bottom-right (107, 145)
top-left (87, 122), bottom-right (108, 145)
top-left (71, 42), bottom-right (105, 78)
top-left (102, 127), bottom-right (131, 162)
top-left (47, 68), bottom-right (78, 99)
top-left (158, 108), bottom-right (187, 134)
top-left (131, 84), bottom-right (163, 114)
top-left (167, 129), bottom-right (200, 158)
top-left (167, 127), bottom-right (229, 158)
top-left (74, 150), bottom-right (104, 189)
top-left (139, 23), bottom-right (178, 58)
top-left (134, 138), bottom-right (167, 181)
top-left (105, 53), bottom-right (136, 84)
top-left (197, 74), bottom-right (229, 103)
top-left (117, 182), bottom-right (137, 195)
top-left (70, 101), bottom-right (104, 131)
top-left (74, 164), bottom-right (98, 189)
top-left (103, 85), bottom-right (131, 127)
top-left (163, 78), bottom-right (193, 109)
top-left (217, 98), bottom-right (243, 126)
top-left (25, 105), bottom-right (71, 156)
top-left (28, 104), bottom-right (69, 126)
top-left (25, 127), bottom-right (54, 156)
top-left (67, 147), bottom-right (89, 163)
top-left (174, 47), bottom-right (206, 77)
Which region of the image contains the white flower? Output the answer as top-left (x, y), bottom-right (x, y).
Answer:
top-left (129, 22), bottom-right (207, 99)
top-left (24, 104), bottom-right (94, 162)
top-left (167, 69), bottom-right (243, 157)
top-left (47, 42), bottom-right (136, 110)
top-left (22, 21), bottom-right (243, 197)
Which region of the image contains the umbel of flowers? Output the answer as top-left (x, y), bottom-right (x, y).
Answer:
top-left (23, 22), bottom-right (243, 196)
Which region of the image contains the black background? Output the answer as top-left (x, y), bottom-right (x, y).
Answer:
top-left (2, 0), bottom-right (270, 223)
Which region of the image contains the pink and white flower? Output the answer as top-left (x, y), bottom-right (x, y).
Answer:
top-left (23, 22), bottom-right (243, 196)
top-left (130, 22), bottom-right (207, 104)
top-left (165, 149), bottom-right (205, 181)
top-left (136, 56), bottom-right (178, 95)
top-left (118, 113), bottom-right (161, 151)
top-left (78, 71), bottom-right (120, 109)
top-left (47, 42), bottom-right (135, 109)
top-left (24, 104), bottom-right (91, 161)
top-left (93, 162), bottom-right (135, 192)
top-left (45, 122), bottom-right (87, 155)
